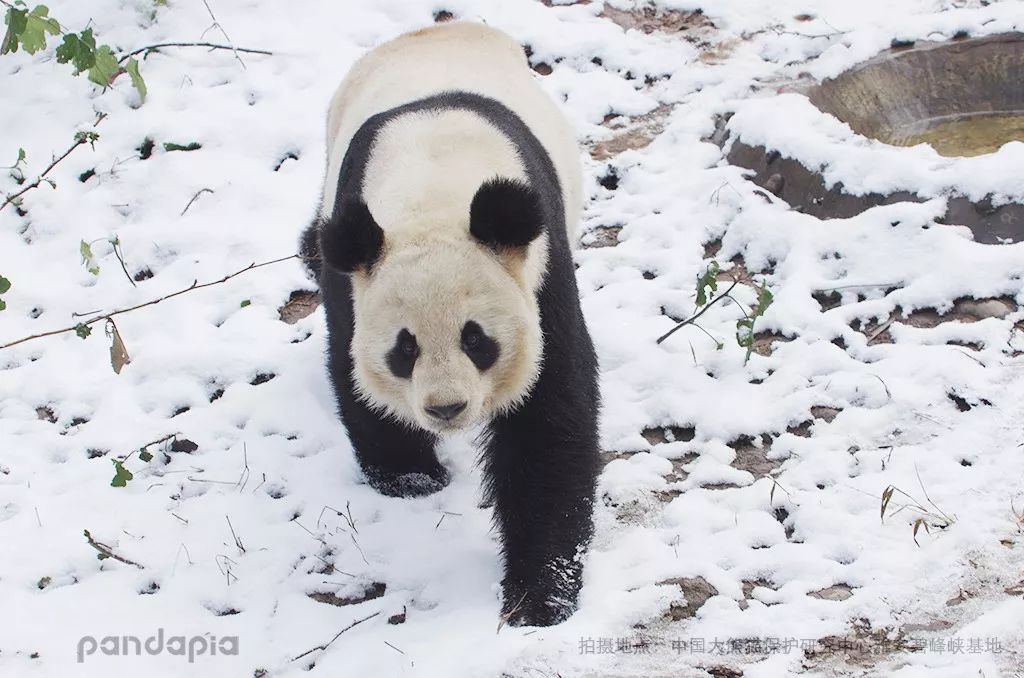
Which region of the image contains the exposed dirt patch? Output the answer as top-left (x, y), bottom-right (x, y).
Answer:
top-left (705, 668), bottom-right (743, 678)
top-left (698, 38), bottom-right (741, 65)
top-left (659, 576), bottom-right (719, 620)
top-left (308, 582), bottom-right (386, 607)
top-left (851, 317), bottom-right (894, 345)
top-left (643, 425), bottom-right (696, 446)
top-left (808, 583), bottom-right (854, 601)
top-left (804, 618), bottom-right (919, 669)
top-left (591, 105), bottom-right (674, 160)
top-left (853, 296), bottom-right (1017, 344)
top-left (813, 290), bottom-right (843, 312)
top-left (901, 296), bottom-right (1017, 328)
top-left (728, 434), bottom-right (781, 477)
top-left (703, 238), bottom-right (723, 259)
top-left (788, 406), bottom-right (842, 437)
top-left (738, 579), bottom-right (776, 610)
top-left (751, 331), bottom-right (790, 357)
top-left (582, 225), bottom-right (622, 249)
top-left (278, 290), bottom-right (321, 324)
top-left (601, 6), bottom-right (714, 35)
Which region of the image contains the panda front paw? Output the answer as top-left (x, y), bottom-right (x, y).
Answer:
top-left (362, 464), bottom-right (450, 497)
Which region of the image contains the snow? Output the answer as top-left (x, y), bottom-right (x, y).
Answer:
top-left (2, 0), bottom-right (1023, 676)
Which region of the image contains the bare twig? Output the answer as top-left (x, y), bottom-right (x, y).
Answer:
top-left (496, 592), bottom-right (528, 634)
top-left (215, 554), bottom-right (238, 585)
top-left (656, 279), bottom-right (740, 344)
top-left (814, 282), bottom-right (903, 292)
top-left (200, 0), bottom-right (246, 69)
top-left (0, 254), bottom-right (299, 350)
top-left (226, 515), bottom-right (246, 554)
top-left (350, 532), bottom-right (369, 566)
top-left (109, 237), bottom-right (136, 287)
top-left (118, 42), bottom-right (272, 64)
top-left (1, 136), bottom-right (92, 213)
top-left (290, 612), bottom-right (380, 663)
top-left (180, 188), bottom-right (214, 216)
top-left (867, 319), bottom-right (893, 343)
top-left (84, 529), bottom-right (144, 568)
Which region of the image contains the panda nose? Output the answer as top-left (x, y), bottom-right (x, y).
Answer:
top-left (425, 401), bottom-right (467, 422)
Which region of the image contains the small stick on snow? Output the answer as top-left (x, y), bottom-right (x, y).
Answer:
top-left (84, 529), bottom-right (144, 568)
top-left (0, 255), bottom-right (300, 350)
top-left (200, 0), bottom-right (247, 69)
top-left (0, 135), bottom-right (94, 213)
top-left (118, 42), bottom-right (272, 64)
top-left (656, 279), bottom-right (741, 344)
top-left (180, 188), bottom-right (215, 216)
top-left (866, 319), bottom-right (893, 343)
top-left (226, 515), bottom-right (246, 554)
top-left (290, 612), bottom-right (381, 663)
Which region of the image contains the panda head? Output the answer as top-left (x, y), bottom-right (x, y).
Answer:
top-left (321, 178), bottom-right (546, 433)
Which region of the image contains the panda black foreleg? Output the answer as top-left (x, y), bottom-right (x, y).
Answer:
top-left (322, 269), bottom-right (450, 497)
top-left (337, 384), bottom-right (450, 497)
top-left (482, 385), bottom-right (600, 626)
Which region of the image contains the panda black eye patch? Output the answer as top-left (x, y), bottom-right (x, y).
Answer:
top-left (387, 329), bottom-right (419, 379)
top-left (461, 321), bottom-right (499, 371)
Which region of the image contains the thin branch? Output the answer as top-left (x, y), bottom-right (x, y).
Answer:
top-left (200, 0), bottom-right (245, 69)
top-left (656, 280), bottom-right (740, 345)
top-left (0, 136), bottom-right (90, 213)
top-left (814, 281), bottom-right (903, 292)
top-left (180, 188), bottom-right (214, 216)
top-left (110, 237), bottom-right (136, 287)
top-left (290, 612), bottom-right (380, 663)
top-left (117, 42), bottom-right (272, 64)
top-left (0, 254), bottom-right (299, 350)
top-left (226, 514), bottom-right (246, 554)
top-left (84, 529), bottom-right (144, 568)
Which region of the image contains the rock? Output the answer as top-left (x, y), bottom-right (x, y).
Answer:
top-left (660, 576), bottom-right (718, 619)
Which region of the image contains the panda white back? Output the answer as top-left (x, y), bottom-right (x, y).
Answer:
top-left (319, 22), bottom-right (582, 243)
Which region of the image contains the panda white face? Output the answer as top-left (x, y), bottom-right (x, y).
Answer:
top-left (350, 239), bottom-right (543, 433)
top-left (321, 176), bottom-right (550, 434)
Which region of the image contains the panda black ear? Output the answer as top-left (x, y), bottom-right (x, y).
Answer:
top-left (470, 178), bottom-right (544, 251)
top-left (320, 199), bottom-right (384, 273)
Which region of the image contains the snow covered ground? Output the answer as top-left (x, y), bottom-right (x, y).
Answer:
top-left (2, 0), bottom-right (1023, 676)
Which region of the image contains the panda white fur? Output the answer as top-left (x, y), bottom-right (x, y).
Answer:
top-left (300, 22), bottom-right (599, 627)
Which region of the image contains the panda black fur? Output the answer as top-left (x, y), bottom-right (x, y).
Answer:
top-left (300, 23), bottom-right (599, 627)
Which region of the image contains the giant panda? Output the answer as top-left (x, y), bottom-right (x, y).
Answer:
top-left (300, 21), bottom-right (599, 627)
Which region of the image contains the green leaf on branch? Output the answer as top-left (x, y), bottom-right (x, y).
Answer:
top-left (80, 239), bottom-right (100, 275)
top-left (125, 56), bottom-right (146, 101)
top-left (111, 459), bottom-right (133, 487)
top-left (0, 274), bottom-right (9, 311)
top-left (695, 260), bottom-right (720, 307)
top-left (74, 323), bottom-right (92, 339)
top-left (736, 280), bottom-right (774, 364)
top-left (55, 27), bottom-right (97, 73)
top-left (240, 299), bottom-right (251, 308)
top-left (138, 449), bottom-right (153, 463)
top-left (1, 7), bottom-right (28, 55)
top-left (74, 130), bottom-right (100, 147)
top-left (753, 282), bottom-right (774, 317)
top-left (87, 44), bottom-right (119, 87)
top-left (2, 4), bottom-right (60, 56)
